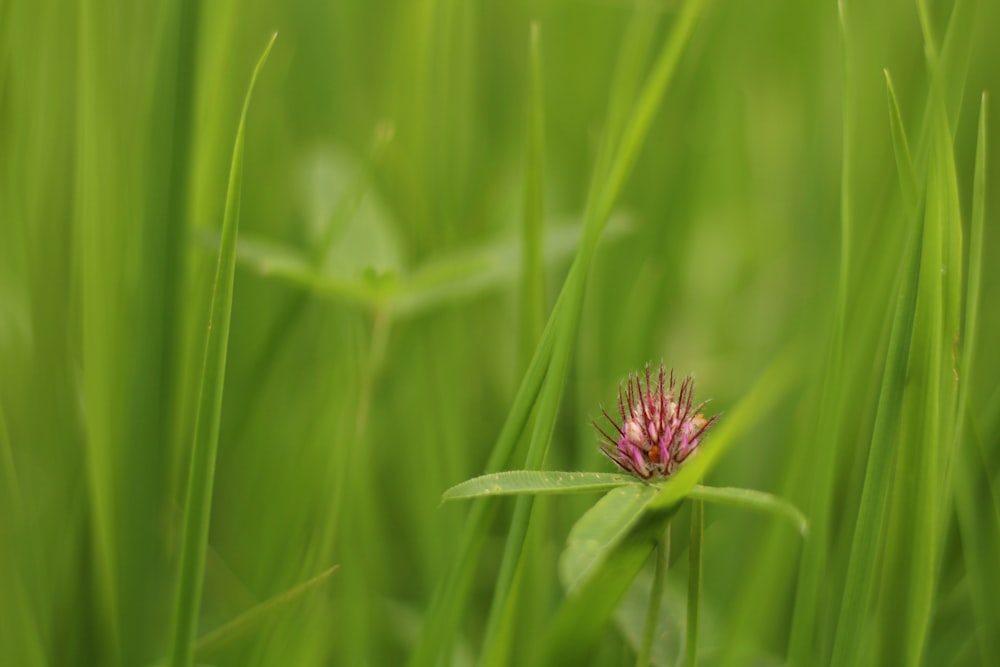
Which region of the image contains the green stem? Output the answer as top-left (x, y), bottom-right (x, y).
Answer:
top-left (686, 500), bottom-right (703, 667)
top-left (638, 523), bottom-right (670, 667)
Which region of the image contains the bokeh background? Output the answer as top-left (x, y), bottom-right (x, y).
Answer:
top-left (2, 0), bottom-right (999, 665)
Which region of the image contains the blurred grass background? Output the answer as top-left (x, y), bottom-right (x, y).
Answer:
top-left (1, 0), bottom-right (998, 665)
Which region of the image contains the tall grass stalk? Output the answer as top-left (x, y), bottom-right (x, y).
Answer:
top-left (167, 34), bottom-right (276, 667)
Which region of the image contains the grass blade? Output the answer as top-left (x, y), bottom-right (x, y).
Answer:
top-left (958, 93), bottom-right (986, 432)
top-left (579, 0), bottom-right (706, 258)
top-left (829, 204), bottom-right (924, 667)
top-left (884, 70), bottom-right (920, 215)
top-left (951, 92), bottom-right (1000, 666)
top-left (0, 401), bottom-right (17, 504)
top-left (479, 312), bottom-right (586, 664)
top-left (648, 348), bottom-right (799, 511)
top-left (167, 33), bottom-right (276, 667)
top-left (519, 21), bottom-right (546, 365)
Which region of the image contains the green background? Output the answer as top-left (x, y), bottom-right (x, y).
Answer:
top-left (1, 0), bottom-right (998, 665)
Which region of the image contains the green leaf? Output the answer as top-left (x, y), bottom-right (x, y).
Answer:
top-left (829, 199), bottom-right (924, 667)
top-left (441, 471), bottom-right (632, 501)
top-left (617, 574), bottom-right (688, 667)
top-left (519, 21), bottom-right (546, 364)
top-left (167, 33), bottom-right (276, 667)
top-left (961, 95), bottom-right (987, 438)
top-left (687, 486), bottom-right (808, 537)
top-left (442, 470), bottom-right (807, 537)
top-left (951, 92), bottom-right (1000, 666)
top-left (884, 70), bottom-right (920, 216)
top-left (229, 217), bottom-right (632, 317)
top-left (233, 233), bottom-right (378, 307)
top-left (559, 484), bottom-right (662, 594)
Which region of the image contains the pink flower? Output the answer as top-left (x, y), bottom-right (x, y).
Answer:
top-left (594, 364), bottom-right (719, 480)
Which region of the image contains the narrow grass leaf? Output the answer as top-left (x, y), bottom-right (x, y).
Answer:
top-left (479, 312), bottom-right (584, 663)
top-left (167, 33), bottom-right (276, 667)
top-left (829, 205), bottom-right (924, 667)
top-left (586, 4), bottom-right (660, 199)
top-left (784, 14), bottom-right (859, 654)
top-left (951, 92), bottom-right (1000, 666)
top-left (901, 97), bottom-right (957, 667)
top-left (886, 20), bottom-right (967, 655)
top-left (936, 0), bottom-right (977, 131)
top-left (0, 401), bottom-right (18, 504)
top-left (442, 471), bottom-right (631, 501)
top-left (407, 306), bottom-right (556, 666)
top-left (884, 70), bottom-right (920, 215)
top-left (959, 96), bottom-right (986, 433)
top-left (579, 0), bottom-right (706, 258)
top-left (648, 348), bottom-right (800, 511)
top-left (519, 21), bottom-right (546, 363)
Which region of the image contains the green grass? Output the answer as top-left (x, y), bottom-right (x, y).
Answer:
top-left (168, 33), bottom-right (276, 667)
top-left (1, 0), bottom-right (998, 665)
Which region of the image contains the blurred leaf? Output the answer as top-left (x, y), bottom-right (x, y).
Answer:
top-left (194, 566), bottom-right (338, 658)
top-left (233, 233), bottom-right (379, 307)
top-left (229, 216), bottom-right (633, 316)
top-left (533, 513), bottom-right (664, 667)
top-left (620, 581), bottom-right (684, 667)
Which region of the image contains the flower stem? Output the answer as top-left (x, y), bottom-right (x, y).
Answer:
top-left (637, 523), bottom-right (671, 667)
top-left (686, 499), bottom-right (703, 667)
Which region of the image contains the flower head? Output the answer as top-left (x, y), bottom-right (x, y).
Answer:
top-left (594, 364), bottom-right (719, 480)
